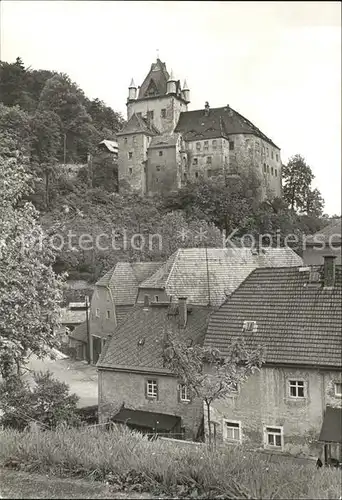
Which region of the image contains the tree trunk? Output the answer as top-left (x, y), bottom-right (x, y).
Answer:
top-left (45, 168), bottom-right (49, 210)
top-left (206, 400), bottom-right (212, 448)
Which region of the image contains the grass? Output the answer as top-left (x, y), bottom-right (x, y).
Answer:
top-left (0, 426), bottom-right (341, 499)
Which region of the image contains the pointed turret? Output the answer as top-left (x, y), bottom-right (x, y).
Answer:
top-left (182, 79), bottom-right (190, 104)
top-left (128, 78), bottom-right (137, 101)
top-left (167, 69), bottom-right (177, 95)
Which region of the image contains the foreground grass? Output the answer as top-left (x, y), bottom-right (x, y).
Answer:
top-left (0, 426), bottom-right (341, 499)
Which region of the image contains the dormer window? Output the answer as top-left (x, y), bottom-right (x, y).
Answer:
top-left (242, 321), bottom-right (257, 332)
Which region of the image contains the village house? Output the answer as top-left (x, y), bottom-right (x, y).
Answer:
top-left (303, 218), bottom-right (341, 266)
top-left (203, 256), bottom-right (342, 463)
top-left (96, 246), bottom-right (303, 438)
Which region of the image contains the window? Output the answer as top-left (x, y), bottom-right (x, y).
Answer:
top-left (334, 383), bottom-right (342, 397)
top-left (276, 153), bottom-right (279, 162)
top-left (206, 156), bottom-right (212, 164)
top-left (207, 169), bottom-right (212, 178)
top-left (128, 152), bottom-right (133, 159)
top-left (133, 135), bottom-right (136, 143)
top-left (196, 142), bottom-right (201, 150)
top-left (267, 165), bottom-right (270, 173)
top-left (289, 380), bottom-right (305, 398)
top-left (146, 379), bottom-right (158, 398)
top-left (124, 137), bottom-right (128, 144)
top-left (180, 384), bottom-right (191, 402)
top-left (263, 163), bottom-right (267, 173)
top-left (212, 139), bottom-right (217, 149)
top-left (184, 173), bottom-right (187, 180)
top-left (204, 141), bottom-right (209, 150)
top-left (195, 172), bottom-right (199, 178)
top-left (155, 177), bottom-right (159, 183)
top-left (154, 295), bottom-right (159, 303)
top-left (275, 169), bottom-right (278, 177)
top-left (271, 151), bottom-right (274, 159)
top-left (95, 308), bottom-right (100, 318)
top-left (193, 158), bottom-right (198, 166)
top-left (229, 141), bottom-right (234, 151)
top-left (267, 147), bottom-right (269, 157)
top-left (156, 165), bottom-right (161, 171)
top-left (137, 112), bottom-right (142, 118)
top-left (106, 310), bottom-right (111, 319)
top-left (147, 110), bottom-right (154, 120)
top-left (224, 421), bottom-right (241, 443)
top-left (159, 151), bottom-right (163, 156)
top-left (271, 166), bottom-right (274, 175)
top-left (129, 167), bottom-right (133, 175)
top-left (242, 320), bottom-right (257, 332)
top-left (161, 108), bottom-right (166, 118)
top-left (265, 426), bottom-right (283, 449)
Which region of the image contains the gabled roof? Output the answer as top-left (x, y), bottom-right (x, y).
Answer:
top-left (139, 248), bottom-right (303, 306)
top-left (96, 261), bottom-right (163, 306)
top-left (98, 140), bottom-right (118, 153)
top-left (306, 218), bottom-right (341, 246)
top-left (117, 112), bottom-right (159, 136)
top-left (97, 304), bottom-right (213, 371)
top-left (138, 59), bottom-right (170, 99)
top-left (174, 105), bottom-right (279, 148)
top-left (69, 321), bottom-right (87, 343)
top-left (204, 266), bottom-right (342, 368)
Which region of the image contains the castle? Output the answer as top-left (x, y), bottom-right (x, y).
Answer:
top-left (117, 58), bottom-right (282, 198)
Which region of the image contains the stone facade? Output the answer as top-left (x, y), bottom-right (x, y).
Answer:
top-left (205, 366), bottom-right (342, 459)
top-left (89, 286), bottom-right (116, 364)
top-left (118, 58), bottom-right (282, 199)
top-left (98, 369), bottom-right (203, 439)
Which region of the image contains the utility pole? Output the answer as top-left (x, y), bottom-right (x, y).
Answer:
top-left (85, 295), bottom-right (91, 364)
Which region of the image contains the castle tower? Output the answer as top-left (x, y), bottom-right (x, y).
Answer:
top-left (181, 79), bottom-right (190, 104)
top-left (126, 58), bottom-right (190, 134)
top-left (128, 78), bottom-right (137, 101)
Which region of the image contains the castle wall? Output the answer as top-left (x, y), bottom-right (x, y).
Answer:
top-left (117, 133), bottom-right (149, 195)
top-left (127, 96), bottom-right (188, 134)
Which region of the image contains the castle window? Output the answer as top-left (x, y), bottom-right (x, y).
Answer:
top-left (196, 142), bottom-right (201, 150)
top-left (271, 167), bottom-right (274, 175)
top-left (159, 151), bottom-right (163, 156)
top-left (161, 108), bottom-right (166, 118)
top-left (267, 165), bottom-right (270, 173)
top-left (275, 169), bottom-right (278, 177)
top-left (156, 165), bottom-right (161, 171)
top-left (267, 148), bottom-right (269, 157)
top-left (147, 110), bottom-right (154, 120)
top-left (276, 153), bottom-right (279, 162)
top-left (193, 158), bottom-right (198, 166)
top-left (204, 141), bottom-right (209, 150)
top-left (124, 137), bottom-right (128, 144)
top-left (212, 140), bottom-right (217, 149)
top-left (229, 141), bottom-right (234, 151)
top-left (128, 152), bottom-right (133, 159)
top-left (106, 310), bottom-right (111, 319)
top-left (271, 151), bottom-right (274, 159)
top-left (129, 167), bottom-right (133, 175)
top-left (207, 169), bottom-right (212, 177)
top-left (195, 172), bottom-right (199, 178)
top-left (206, 156), bottom-right (212, 164)
top-left (263, 163), bottom-right (266, 173)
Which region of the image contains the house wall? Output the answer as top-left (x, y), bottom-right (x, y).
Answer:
top-left (89, 285), bottom-right (117, 364)
top-left (186, 138), bottom-right (227, 181)
top-left (302, 245), bottom-right (341, 266)
top-left (205, 366), bottom-right (342, 457)
top-left (117, 133), bottom-right (149, 195)
top-left (98, 369), bottom-right (203, 439)
top-left (127, 96), bottom-right (188, 134)
top-left (147, 146), bottom-right (178, 194)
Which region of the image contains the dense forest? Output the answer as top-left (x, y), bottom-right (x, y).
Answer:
top-left (0, 57), bottom-right (336, 283)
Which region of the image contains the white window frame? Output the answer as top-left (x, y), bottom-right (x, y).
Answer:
top-left (288, 380), bottom-right (305, 399)
top-left (95, 308), bottom-right (100, 318)
top-left (264, 425), bottom-right (283, 450)
top-left (146, 379), bottom-right (158, 398)
top-left (334, 382), bottom-right (342, 397)
top-left (180, 384), bottom-right (191, 402)
top-left (223, 419), bottom-right (242, 444)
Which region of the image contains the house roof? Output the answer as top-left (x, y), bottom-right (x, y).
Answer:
top-left (174, 105), bottom-right (279, 148)
top-left (204, 266), bottom-right (342, 368)
top-left (59, 307), bottom-right (86, 325)
top-left (138, 59), bottom-right (170, 99)
top-left (149, 134), bottom-right (180, 149)
top-left (96, 261), bottom-right (163, 306)
top-left (139, 248), bottom-right (303, 306)
top-left (319, 406), bottom-right (342, 443)
top-left (69, 321), bottom-right (87, 343)
top-left (98, 140), bottom-right (118, 153)
top-left (112, 408), bottom-right (181, 431)
top-left (117, 112), bottom-right (160, 136)
top-left (97, 304), bottom-right (213, 372)
top-left (305, 218), bottom-right (341, 246)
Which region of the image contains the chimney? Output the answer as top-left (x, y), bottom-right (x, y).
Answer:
top-left (143, 294), bottom-right (150, 310)
top-left (323, 255), bottom-right (336, 287)
top-left (204, 101), bottom-right (210, 116)
top-left (178, 297), bottom-right (187, 328)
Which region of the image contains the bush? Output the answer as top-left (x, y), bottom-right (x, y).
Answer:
top-left (0, 426), bottom-right (340, 499)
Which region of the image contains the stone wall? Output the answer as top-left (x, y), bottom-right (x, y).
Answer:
top-left (186, 138), bottom-right (227, 180)
top-left (98, 369), bottom-right (203, 439)
top-left (205, 366), bottom-right (342, 457)
top-left (117, 133), bottom-right (149, 195)
top-left (147, 145), bottom-right (179, 195)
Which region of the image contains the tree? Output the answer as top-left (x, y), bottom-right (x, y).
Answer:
top-left (282, 155), bottom-right (325, 216)
top-left (0, 103), bottom-right (32, 155)
top-left (0, 148), bottom-right (65, 378)
top-left (163, 336), bottom-right (265, 446)
top-left (0, 371), bottom-right (80, 430)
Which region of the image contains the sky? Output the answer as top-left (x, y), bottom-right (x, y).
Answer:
top-left (1, 1), bottom-right (341, 215)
